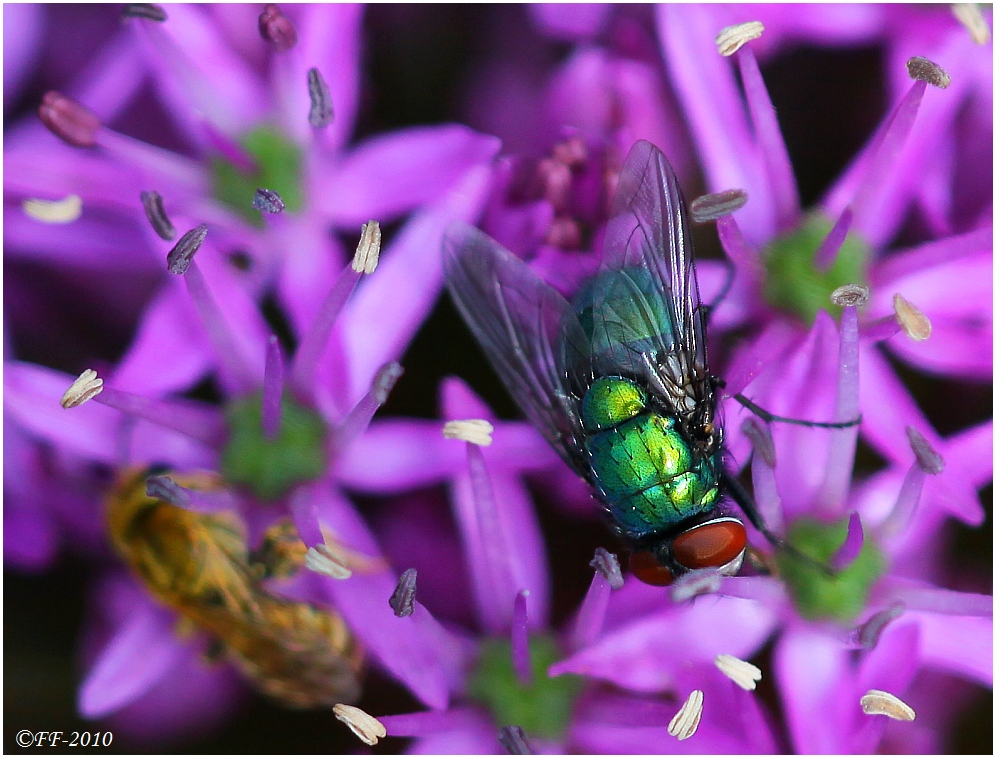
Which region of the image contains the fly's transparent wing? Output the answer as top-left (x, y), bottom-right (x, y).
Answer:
top-left (443, 223), bottom-right (591, 477)
top-left (594, 140), bottom-right (711, 417)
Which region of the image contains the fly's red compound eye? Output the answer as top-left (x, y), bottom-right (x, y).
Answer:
top-left (672, 518), bottom-right (748, 571)
top-left (629, 550), bottom-right (674, 586)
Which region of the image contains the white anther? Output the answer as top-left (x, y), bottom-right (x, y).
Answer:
top-left (333, 703), bottom-right (387, 745)
top-left (305, 543), bottom-right (353, 579)
top-left (61, 369), bottom-right (103, 408)
top-left (714, 654), bottom-right (763, 691)
top-left (351, 220), bottom-right (382, 274)
top-left (860, 689), bottom-right (916, 721)
top-left (23, 194), bottom-right (83, 224)
top-left (830, 283), bottom-right (869, 307)
top-left (715, 21), bottom-right (764, 56)
top-left (952, 4), bottom-right (991, 44)
top-left (443, 419), bottom-right (494, 446)
top-left (668, 689), bottom-right (704, 740)
top-left (893, 294), bottom-right (932, 341)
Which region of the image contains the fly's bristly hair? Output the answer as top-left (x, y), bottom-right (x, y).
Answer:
top-left (107, 468), bottom-right (363, 708)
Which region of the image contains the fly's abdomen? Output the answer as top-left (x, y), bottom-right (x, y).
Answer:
top-left (582, 376), bottom-right (719, 537)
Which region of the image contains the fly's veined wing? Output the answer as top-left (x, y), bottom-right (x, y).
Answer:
top-left (443, 222), bottom-right (592, 478)
top-left (595, 140), bottom-right (710, 415)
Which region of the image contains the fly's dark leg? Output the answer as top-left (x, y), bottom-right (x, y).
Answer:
top-left (733, 393), bottom-right (862, 429)
top-left (721, 471), bottom-right (836, 578)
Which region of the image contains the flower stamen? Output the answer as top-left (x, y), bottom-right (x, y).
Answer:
top-left (38, 91), bottom-right (100, 148)
top-left (166, 224), bottom-right (208, 275)
top-left (952, 3), bottom-right (991, 44)
top-left (860, 689), bottom-right (915, 721)
top-left (139, 190), bottom-right (176, 240)
top-left (689, 189), bottom-right (748, 223)
top-left (443, 419), bottom-right (494, 446)
top-left (305, 543), bottom-right (353, 579)
top-left (715, 21), bottom-right (764, 57)
top-left (121, 4), bottom-right (167, 22)
top-left (852, 602), bottom-right (905, 649)
top-left (351, 220), bottom-right (382, 274)
top-left (668, 689), bottom-right (704, 740)
top-left (814, 207), bottom-right (854, 271)
top-left (498, 725), bottom-right (533, 755)
top-left (252, 188), bottom-right (285, 214)
top-left (714, 654), bottom-right (762, 691)
top-left (259, 4), bottom-right (298, 51)
top-left (389, 568), bottom-right (418, 617)
top-left (307, 67), bottom-right (334, 128)
top-left (333, 703), bottom-right (387, 745)
top-left (893, 294), bottom-right (932, 341)
top-left (60, 369), bottom-right (104, 408)
top-left (906, 56), bottom-right (951, 89)
top-left (22, 194), bottom-right (82, 224)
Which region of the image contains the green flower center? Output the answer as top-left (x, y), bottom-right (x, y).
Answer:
top-left (762, 213), bottom-right (870, 323)
top-left (467, 635), bottom-right (582, 742)
top-left (211, 126), bottom-right (303, 226)
top-left (221, 392), bottom-right (328, 501)
top-left (776, 516), bottom-right (886, 622)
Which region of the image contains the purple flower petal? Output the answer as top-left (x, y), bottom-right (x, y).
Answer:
top-left (528, 3), bottom-right (611, 42)
top-left (318, 126), bottom-right (502, 226)
top-left (552, 594), bottom-right (777, 692)
top-left (658, 5), bottom-right (775, 246)
top-left (311, 483), bottom-right (462, 710)
top-left (78, 598), bottom-right (183, 717)
top-left (338, 161), bottom-right (496, 406)
top-left (913, 612), bottom-right (993, 687)
top-left (274, 4), bottom-right (363, 151)
top-left (130, 3), bottom-right (268, 142)
top-left (110, 281), bottom-right (212, 396)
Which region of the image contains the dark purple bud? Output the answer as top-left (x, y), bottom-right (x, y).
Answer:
top-left (121, 4), bottom-right (167, 22)
top-left (307, 67), bottom-right (334, 128)
top-left (146, 475), bottom-right (190, 508)
top-left (389, 568), bottom-right (417, 617)
top-left (252, 188), bottom-right (285, 214)
top-left (907, 427), bottom-right (944, 475)
top-left (497, 726), bottom-right (532, 755)
top-left (140, 190), bottom-right (176, 241)
top-left (690, 188), bottom-right (748, 223)
top-left (590, 547), bottom-right (624, 590)
top-left (259, 4), bottom-right (297, 51)
top-left (38, 91), bottom-right (100, 148)
top-left (167, 224), bottom-right (208, 275)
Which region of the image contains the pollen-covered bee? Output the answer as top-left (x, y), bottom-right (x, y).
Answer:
top-left (106, 467), bottom-right (363, 708)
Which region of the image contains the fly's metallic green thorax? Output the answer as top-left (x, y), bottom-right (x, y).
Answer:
top-left (581, 377), bottom-right (720, 538)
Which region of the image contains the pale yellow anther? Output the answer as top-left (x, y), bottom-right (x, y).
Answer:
top-left (351, 220), bottom-right (382, 274)
top-left (443, 419), bottom-right (494, 446)
top-left (860, 689), bottom-right (916, 721)
top-left (333, 703), bottom-right (387, 745)
top-left (714, 654), bottom-right (763, 691)
top-left (893, 293), bottom-right (932, 341)
top-left (61, 369), bottom-right (103, 408)
top-left (305, 543), bottom-right (353, 579)
top-left (668, 689), bottom-right (704, 740)
top-left (952, 3), bottom-right (991, 44)
top-left (715, 21), bottom-right (764, 56)
top-left (23, 194), bottom-right (83, 224)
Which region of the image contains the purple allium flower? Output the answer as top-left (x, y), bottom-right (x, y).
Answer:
top-left (444, 5), bottom-right (991, 752)
top-left (5, 5), bottom-right (502, 745)
top-left (347, 378), bottom-right (781, 753)
top-left (4, 3), bottom-right (499, 572)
